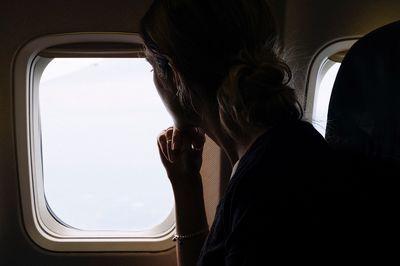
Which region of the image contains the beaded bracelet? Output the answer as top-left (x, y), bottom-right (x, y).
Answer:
top-left (172, 228), bottom-right (209, 245)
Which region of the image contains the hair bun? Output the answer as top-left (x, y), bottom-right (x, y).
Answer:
top-left (217, 48), bottom-right (302, 133)
top-left (235, 48), bottom-right (289, 86)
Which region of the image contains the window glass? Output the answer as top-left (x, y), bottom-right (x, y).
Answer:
top-left (39, 58), bottom-right (174, 231)
top-left (312, 61), bottom-right (341, 136)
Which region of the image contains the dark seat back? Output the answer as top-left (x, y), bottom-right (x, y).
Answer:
top-left (325, 21), bottom-right (400, 256)
top-left (326, 21), bottom-right (400, 164)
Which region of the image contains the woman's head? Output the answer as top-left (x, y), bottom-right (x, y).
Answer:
top-left (140, 0), bottom-right (302, 138)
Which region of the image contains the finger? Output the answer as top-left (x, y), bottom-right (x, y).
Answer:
top-left (157, 130), bottom-right (169, 161)
top-left (175, 127), bottom-right (205, 152)
top-left (157, 137), bottom-right (171, 166)
top-left (165, 127), bottom-right (174, 163)
top-left (191, 128), bottom-right (206, 151)
top-left (172, 127), bottom-right (182, 151)
top-left (169, 127), bottom-right (182, 162)
top-left (165, 126), bottom-right (174, 139)
top-left (166, 137), bottom-right (173, 163)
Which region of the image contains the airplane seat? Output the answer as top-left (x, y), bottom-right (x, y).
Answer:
top-left (325, 20), bottom-right (400, 255)
top-left (326, 20), bottom-right (400, 162)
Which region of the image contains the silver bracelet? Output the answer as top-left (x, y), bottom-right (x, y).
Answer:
top-left (172, 228), bottom-right (209, 245)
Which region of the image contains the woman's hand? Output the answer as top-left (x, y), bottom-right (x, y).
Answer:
top-left (158, 127), bottom-right (209, 266)
top-left (157, 126), bottom-right (206, 188)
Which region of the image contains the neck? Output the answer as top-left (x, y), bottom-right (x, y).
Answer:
top-left (203, 124), bottom-right (239, 166)
top-left (236, 128), bottom-right (268, 158)
top-left (200, 112), bottom-right (267, 167)
top-left (195, 93), bottom-right (267, 166)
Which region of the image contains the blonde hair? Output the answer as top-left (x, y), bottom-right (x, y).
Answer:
top-left (140, 0), bottom-right (302, 136)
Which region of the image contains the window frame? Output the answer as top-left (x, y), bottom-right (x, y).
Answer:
top-left (14, 33), bottom-right (176, 252)
top-left (305, 39), bottom-right (358, 125)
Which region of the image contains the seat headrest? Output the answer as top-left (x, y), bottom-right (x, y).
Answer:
top-left (326, 20), bottom-right (400, 162)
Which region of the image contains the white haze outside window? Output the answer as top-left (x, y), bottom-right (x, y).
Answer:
top-left (312, 62), bottom-right (341, 137)
top-left (39, 58), bottom-right (174, 231)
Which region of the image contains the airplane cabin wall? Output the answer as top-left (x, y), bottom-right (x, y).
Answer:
top-left (283, 0), bottom-right (400, 106)
top-left (1, 0), bottom-right (400, 265)
top-left (0, 0), bottom-right (178, 265)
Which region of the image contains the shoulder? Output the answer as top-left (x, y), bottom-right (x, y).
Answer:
top-left (223, 119), bottom-right (333, 220)
top-left (270, 119), bottom-right (328, 149)
top-left (231, 119), bottom-right (330, 181)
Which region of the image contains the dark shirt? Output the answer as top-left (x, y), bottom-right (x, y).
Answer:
top-left (197, 120), bottom-right (348, 265)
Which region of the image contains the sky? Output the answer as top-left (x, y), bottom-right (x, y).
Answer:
top-left (39, 58), bottom-right (174, 231)
top-left (312, 62), bottom-right (340, 137)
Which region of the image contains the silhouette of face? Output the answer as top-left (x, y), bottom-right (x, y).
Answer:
top-left (151, 65), bottom-right (198, 129)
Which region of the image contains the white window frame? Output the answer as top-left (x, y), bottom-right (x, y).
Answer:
top-left (305, 39), bottom-right (358, 124)
top-left (14, 33), bottom-right (176, 252)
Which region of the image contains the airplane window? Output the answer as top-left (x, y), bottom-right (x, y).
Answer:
top-left (39, 58), bottom-right (174, 231)
top-left (311, 60), bottom-right (341, 136)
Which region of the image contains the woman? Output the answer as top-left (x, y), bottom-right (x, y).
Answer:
top-left (140, 0), bottom-right (333, 265)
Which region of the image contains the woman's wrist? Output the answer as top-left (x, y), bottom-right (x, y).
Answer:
top-left (173, 227), bottom-right (209, 246)
top-left (172, 173), bottom-right (208, 235)
top-left (170, 172), bottom-right (203, 193)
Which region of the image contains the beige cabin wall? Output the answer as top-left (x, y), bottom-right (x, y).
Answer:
top-left (283, 0), bottom-right (400, 107)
